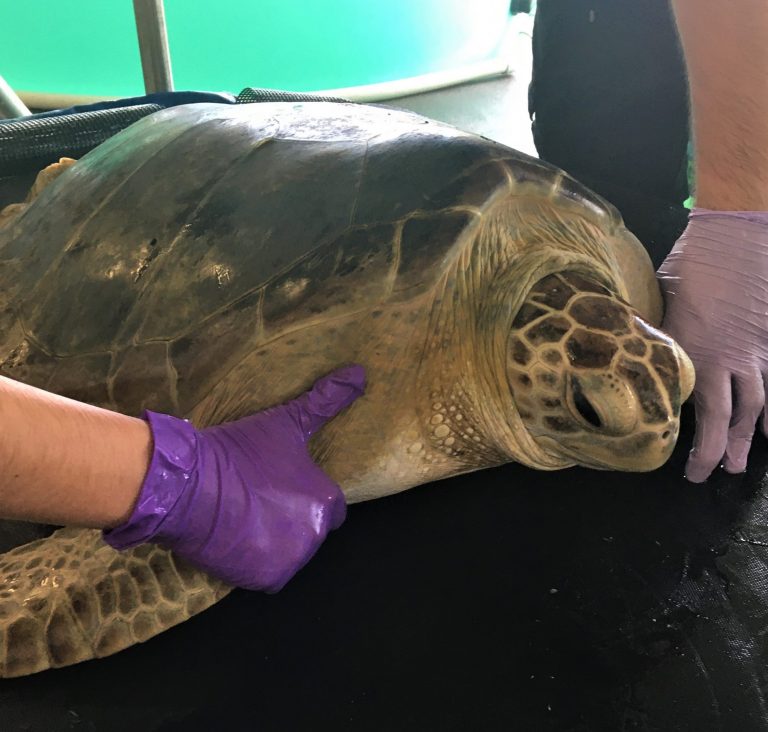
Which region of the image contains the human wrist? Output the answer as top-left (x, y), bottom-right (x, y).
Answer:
top-left (103, 411), bottom-right (200, 549)
top-left (672, 210), bottom-right (768, 267)
top-left (690, 208), bottom-right (768, 225)
top-left (694, 182), bottom-right (768, 213)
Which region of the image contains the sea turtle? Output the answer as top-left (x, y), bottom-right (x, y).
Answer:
top-left (0, 102), bottom-right (694, 677)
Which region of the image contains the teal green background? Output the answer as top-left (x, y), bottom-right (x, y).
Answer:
top-left (2, 0), bottom-right (511, 98)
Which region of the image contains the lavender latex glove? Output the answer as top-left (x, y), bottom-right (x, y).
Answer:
top-left (658, 209), bottom-right (768, 482)
top-left (104, 365), bottom-right (365, 591)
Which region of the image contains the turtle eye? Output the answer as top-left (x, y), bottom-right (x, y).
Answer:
top-left (572, 376), bottom-right (602, 428)
top-left (566, 373), bottom-right (638, 436)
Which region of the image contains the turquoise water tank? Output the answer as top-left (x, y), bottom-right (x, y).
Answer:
top-left (2, 1), bottom-right (511, 100)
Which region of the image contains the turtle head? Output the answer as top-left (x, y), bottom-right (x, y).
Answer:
top-left (506, 271), bottom-right (694, 471)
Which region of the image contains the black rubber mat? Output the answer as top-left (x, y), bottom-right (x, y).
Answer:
top-left (3, 407), bottom-right (768, 731)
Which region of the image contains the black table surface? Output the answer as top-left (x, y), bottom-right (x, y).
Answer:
top-left (3, 408), bottom-right (768, 732)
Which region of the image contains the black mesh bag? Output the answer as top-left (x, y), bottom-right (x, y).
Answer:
top-left (0, 104), bottom-right (163, 177)
top-left (236, 87), bottom-right (349, 104)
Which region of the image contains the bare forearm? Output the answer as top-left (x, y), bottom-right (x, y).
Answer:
top-left (672, 0), bottom-right (768, 210)
top-left (0, 376), bottom-right (151, 527)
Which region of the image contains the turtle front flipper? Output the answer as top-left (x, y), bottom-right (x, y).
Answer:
top-left (0, 528), bottom-right (230, 677)
top-left (506, 271), bottom-right (694, 472)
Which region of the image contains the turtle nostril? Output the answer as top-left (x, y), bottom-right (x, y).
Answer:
top-left (572, 377), bottom-right (602, 428)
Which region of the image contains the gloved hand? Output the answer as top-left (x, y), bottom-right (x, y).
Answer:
top-left (104, 365), bottom-right (366, 591)
top-left (657, 209), bottom-right (768, 482)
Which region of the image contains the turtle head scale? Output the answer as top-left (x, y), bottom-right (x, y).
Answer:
top-left (506, 271), bottom-right (695, 472)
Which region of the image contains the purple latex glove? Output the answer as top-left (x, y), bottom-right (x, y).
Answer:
top-left (658, 209), bottom-right (768, 482)
top-left (104, 365), bottom-right (366, 591)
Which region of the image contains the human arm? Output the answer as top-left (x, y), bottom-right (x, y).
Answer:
top-left (657, 0), bottom-right (768, 481)
top-left (672, 0), bottom-right (768, 211)
top-left (0, 375), bottom-right (152, 527)
top-left (0, 366), bottom-right (365, 590)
